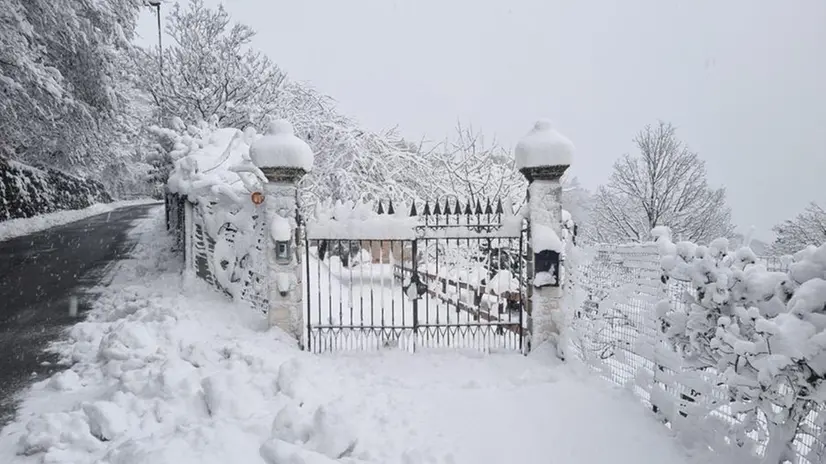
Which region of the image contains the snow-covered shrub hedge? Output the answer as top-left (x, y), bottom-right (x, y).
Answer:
top-left (654, 227), bottom-right (826, 464)
top-left (0, 158), bottom-right (112, 221)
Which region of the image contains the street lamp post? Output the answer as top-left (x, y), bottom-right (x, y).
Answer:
top-left (148, 0), bottom-right (163, 125)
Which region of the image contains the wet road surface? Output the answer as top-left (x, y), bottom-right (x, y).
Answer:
top-left (0, 204), bottom-right (158, 424)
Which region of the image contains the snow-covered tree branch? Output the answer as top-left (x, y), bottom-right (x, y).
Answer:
top-left (771, 202), bottom-right (826, 256)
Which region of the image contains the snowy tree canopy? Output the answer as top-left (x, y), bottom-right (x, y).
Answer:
top-left (134, 0), bottom-right (287, 130)
top-left (141, 0), bottom-right (594, 222)
top-left (770, 202), bottom-right (826, 256)
top-left (590, 121), bottom-right (733, 245)
top-left (0, 0), bottom-right (149, 177)
top-left (141, 1), bottom-right (597, 229)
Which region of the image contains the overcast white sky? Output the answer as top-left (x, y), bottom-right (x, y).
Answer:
top-left (137, 0), bottom-right (826, 241)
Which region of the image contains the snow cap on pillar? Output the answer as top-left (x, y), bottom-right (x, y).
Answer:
top-left (515, 119), bottom-right (573, 170)
top-left (515, 119), bottom-right (573, 182)
top-left (249, 119), bottom-right (314, 172)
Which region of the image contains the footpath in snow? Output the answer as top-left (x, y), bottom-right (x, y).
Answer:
top-left (0, 199), bottom-right (159, 242)
top-left (0, 207), bottom-right (717, 464)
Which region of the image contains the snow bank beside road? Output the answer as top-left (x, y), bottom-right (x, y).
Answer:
top-left (0, 207), bottom-right (360, 464)
top-left (0, 199), bottom-right (158, 242)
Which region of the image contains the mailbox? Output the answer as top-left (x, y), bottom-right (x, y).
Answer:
top-left (535, 249), bottom-right (561, 288)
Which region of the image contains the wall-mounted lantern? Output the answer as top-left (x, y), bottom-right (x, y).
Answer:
top-left (272, 208), bottom-right (293, 266)
top-left (275, 240), bottom-right (291, 265)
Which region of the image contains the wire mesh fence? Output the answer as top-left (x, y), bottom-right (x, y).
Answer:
top-left (571, 245), bottom-right (825, 464)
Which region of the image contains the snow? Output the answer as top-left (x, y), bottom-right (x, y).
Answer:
top-left (276, 272), bottom-right (292, 293)
top-left (487, 270), bottom-right (519, 295)
top-left (532, 222), bottom-right (563, 253)
top-left (534, 271), bottom-right (557, 287)
top-left (166, 127), bottom-right (256, 197)
top-left (249, 119), bottom-right (314, 171)
top-left (655, 231), bottom-right (826, 463)
top-left (788, 278), bottom-right (826, 317)
top-left (514, 119), bottom-right (574, 170)
top-left (271, 213), bottom-right (292, 242)
top-left (0, 199), bottom-right (158, 242)
top-left (0, 206), bottom-right (717, 464)
top-left (307, 199), bottom-right (418, 240)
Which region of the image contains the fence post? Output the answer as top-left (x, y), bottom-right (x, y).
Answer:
top-left (516, 120), bottom-right (573, 357)
top-left (249, 119), bottom-right (314, 344)
top-left (183, 198), bottom-right (193, 273)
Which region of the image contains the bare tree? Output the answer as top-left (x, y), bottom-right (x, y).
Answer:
top-left (590, 121), bottom-right (733, 244)
top-left (770, 202), bottom-right (826, 255)
top-left (430, 122), bottom-right (591, 227)
top-left (434, 122), bottom-right (525, 204)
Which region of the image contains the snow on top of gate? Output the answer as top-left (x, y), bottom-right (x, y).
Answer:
top-left (307, 199), bottom-right (419, 240)
top-left (306, 198), bottom-right (525, 240)
top-left (514, 119), bottom-right (574, 169)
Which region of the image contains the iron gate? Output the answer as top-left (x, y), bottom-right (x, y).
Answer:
top-left (304, 198), bottom-right (527, 353)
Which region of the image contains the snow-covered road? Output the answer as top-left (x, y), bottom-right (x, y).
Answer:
top-left (0, 203), bottom-right (156, 425)
top-left (0, 207), bottom-right (716, 464)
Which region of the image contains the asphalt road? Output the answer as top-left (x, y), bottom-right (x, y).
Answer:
top-left (0, 204), bottom-right (158, 425)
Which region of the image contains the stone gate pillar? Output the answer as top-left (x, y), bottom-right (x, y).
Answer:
top-left (249, 119), bottom-right (314, 343)
top-left (515, 119), bottom-right (573, 357)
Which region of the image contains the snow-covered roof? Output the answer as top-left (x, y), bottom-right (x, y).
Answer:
top-left (249, 120), bottom-right (314, 171)
top-left (514, 120), bottom-right (574, 170)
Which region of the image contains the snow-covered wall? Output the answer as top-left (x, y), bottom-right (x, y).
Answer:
top-left (161, 119), bottom-right (269, 313)
top-left (0, 158), bottom-right (112, 222)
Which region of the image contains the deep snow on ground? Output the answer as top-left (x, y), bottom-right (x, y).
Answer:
top-left (0, 199), bottom-right (159, 242)
top-left (0, 207), bottom-right (718, 464)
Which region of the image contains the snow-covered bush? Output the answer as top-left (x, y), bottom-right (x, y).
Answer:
top-left (1, 158), bottom-right (112, 221)
top-left (2, 0), bottom-right (158, 197)
top-left (655, 227), bottom-right (826, 464)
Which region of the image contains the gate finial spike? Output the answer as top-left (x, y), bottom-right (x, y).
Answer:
top-left (377, 200), bottom-right (385, 215)
top-left (388, 200), bottom-right (395, 215)
top-left (409, 201), bottom-right (418, 216)
top-left (502, 197), bottom-right (514, 216)
top-left (433, 201), bottom-right (442, 215)
top-left (464, 201), bottom-right (473, 215)
top-left (484, 198), bottom-right (493, 215)
top-left (423, 201), bottom-right (431, 216)
top-left (475, 199), bottom-right (483, 215)
top-left (454, 200), bottom-right (462, 215)
top-left (444, 198), bottom-right (452, 216)
top-left (495, 198), bottom-right (504, 215)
